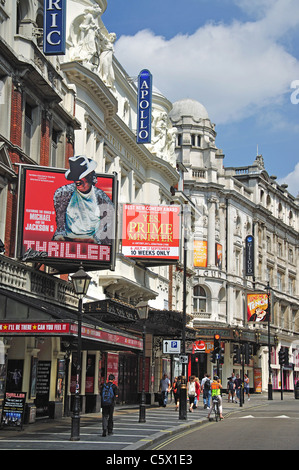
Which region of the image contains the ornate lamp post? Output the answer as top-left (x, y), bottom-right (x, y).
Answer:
top-left (136, 301), bottom-right (149, 423)
top-left (265, 282), bottom-right (273, 401)
top-left (70, 264), bottom-right (91, 441)
top-left (179, 209), bottom-right (188, 421)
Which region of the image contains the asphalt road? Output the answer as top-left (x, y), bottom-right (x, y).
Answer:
top-left (148, 399), bottom-right (299, 450)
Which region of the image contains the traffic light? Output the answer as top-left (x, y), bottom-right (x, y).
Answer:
top-left (279, 349), bottom-right (289, 366)
top-left (214, 334), bottom-right (221, 354)
top-left (233, 344), bottom-right (240, 364)
top-left (210, 350), bottom-right (216, 363)
top-left (244, 343), bottom-right (253, 365)
top-left (219, 346), bottom-right (225, 364)
top-left (278, 349), bottom-right (285, 366)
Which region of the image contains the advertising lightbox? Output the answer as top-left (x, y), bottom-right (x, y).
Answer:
top-left (17, 163), bottom-right (117, 273)
top-left (121, 204), bottom-right (180, 265)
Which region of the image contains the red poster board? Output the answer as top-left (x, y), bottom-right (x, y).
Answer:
top-left (122, 204), bottom-right (180, 263)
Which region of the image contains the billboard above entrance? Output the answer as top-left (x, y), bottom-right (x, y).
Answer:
top-left (16, 162), bottom-right (118, 273)
top-left (121, 203), bottom-right (180, 265)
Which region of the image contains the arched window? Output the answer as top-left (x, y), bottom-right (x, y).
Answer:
top-left (193, 285), bottom-right (206, 312)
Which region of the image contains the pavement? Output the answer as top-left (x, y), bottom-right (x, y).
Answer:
top-left (0, 392), bottom-right (296, 451)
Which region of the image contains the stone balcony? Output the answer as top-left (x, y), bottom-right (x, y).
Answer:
top-left (0, 254), bottom-right (77, 309)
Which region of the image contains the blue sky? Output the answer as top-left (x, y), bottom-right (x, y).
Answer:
top-left (102, 0), bottom-right (299, 196)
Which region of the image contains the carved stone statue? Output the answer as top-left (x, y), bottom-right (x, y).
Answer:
top-left (68, 5), bottom-right (117, 89)
top-left (68, 5), bottom-right (103, 66)
top-left (146, 110), bottom-right (177, 167)
top-left (97, 32), bottom-right (117, 89)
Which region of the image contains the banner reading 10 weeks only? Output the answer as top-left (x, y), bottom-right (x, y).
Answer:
top-left (121, 204), bottom-right (180, 264)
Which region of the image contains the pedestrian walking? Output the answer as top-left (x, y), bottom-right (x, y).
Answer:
top-left (193, 377), bottom-right (201, 409)
top-left (160, 373), bottom-right (171, 407)
top-left (227, 376), bottom-right (235, 402)
top-left (244, 374), bottom-right (250, 401)
top-left (187, 375), bottom-right (196, 412)
top-left (201, 373), bottom-right (211, 409)
top-left (173, 376), bottom-right (181, 411)
top-left (235, 373), bottom-right (242, 404)
top-left (101, 374), bottom-right (118, 437)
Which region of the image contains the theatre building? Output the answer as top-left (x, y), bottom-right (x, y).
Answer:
top-left (0, 0), bottom-right (196, 423)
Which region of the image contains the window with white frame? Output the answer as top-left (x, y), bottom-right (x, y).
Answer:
top-left (193, 285), bottom-right (207, 312)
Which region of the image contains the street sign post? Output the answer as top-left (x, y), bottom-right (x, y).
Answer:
top-left (179, 355), bottom-right (188, 364)
top-left (162, 340), bottom-right (181, 354)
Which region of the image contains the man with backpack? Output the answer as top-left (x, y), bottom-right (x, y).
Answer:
top-left (101, 374), bottom-right (118, 437)
top-left (201, 373), bottom-right (211, 409)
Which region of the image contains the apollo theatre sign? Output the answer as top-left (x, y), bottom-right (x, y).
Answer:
top-left (43, 0), bottom-right (66, 55)
top-left (136, 69), bottom-right (152, 144)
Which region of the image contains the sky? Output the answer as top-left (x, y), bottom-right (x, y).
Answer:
top-left (102, 0), bottom-right (299, 197)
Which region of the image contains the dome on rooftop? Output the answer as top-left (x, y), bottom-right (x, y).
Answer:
top-left (169, 98), bottom-right (209, 121)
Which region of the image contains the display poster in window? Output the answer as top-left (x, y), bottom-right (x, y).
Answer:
top-left (17, 161), bottom-right (117, 273)
top-left (107, 352), bottom-right (119, 385)
top-left (85, 355), bottom-right (95, 394)
top-left (247, 293), bottom-right (269, 322)
top-left (194, 240), bottom-right (208, 267)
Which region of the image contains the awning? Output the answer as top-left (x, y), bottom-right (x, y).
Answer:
top-left (0, 287), bottom-right (142, 351)
top-left (0, 321), bottom-right (142, 351)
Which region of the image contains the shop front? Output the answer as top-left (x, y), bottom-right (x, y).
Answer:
top-left (0, 289), bottom-right (143, 423)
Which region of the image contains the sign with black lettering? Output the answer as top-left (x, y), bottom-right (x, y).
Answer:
top-left (43, 0), bottom-right (66, 55)
top-left (2, 392), bottom-right (26, 429)
top-left (137, 69), bottom-right (152, 144)
top-left (245, 235), bottom-right (254, 276)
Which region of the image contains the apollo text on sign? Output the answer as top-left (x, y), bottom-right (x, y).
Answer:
top-left (43, 0), bottom-right (66, 55)
top-left (137, 69), bottom-right (152, 144)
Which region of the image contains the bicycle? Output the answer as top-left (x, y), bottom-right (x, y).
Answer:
top-left (212, 396), bottom-right (220, 422)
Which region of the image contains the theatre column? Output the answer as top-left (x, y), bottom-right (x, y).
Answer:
top-left (207, 196), bottom-right (217, 268)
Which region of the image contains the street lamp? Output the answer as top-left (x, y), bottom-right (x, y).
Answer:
top-left (70, 264), bottom-right (91, 441)
top-left (179, 210), bottom-right (188, 421)
top-left (265, 282), bottom-right (273, 401)
top-left (136, 301), bottom-right (149, 423)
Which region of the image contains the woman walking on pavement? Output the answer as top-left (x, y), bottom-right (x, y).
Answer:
top-left (193, 377), bottom-right (201, 409)
top-left (187, 375), bottom-right (196, 412)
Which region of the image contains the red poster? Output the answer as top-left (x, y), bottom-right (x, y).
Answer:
top-left (122, 204), bottom-right (180, 260)
top-left (17, 164), bottom-right (117, 269)
top-left (107, 353), bottom-right (119, 385)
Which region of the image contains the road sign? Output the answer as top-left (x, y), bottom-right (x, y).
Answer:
top-left (163, 340), bottom-right (181, 354)
top-left (179, 355), bottom-right (188, 364)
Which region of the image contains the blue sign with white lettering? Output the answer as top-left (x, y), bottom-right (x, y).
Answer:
top-left (137, 69), bottom-right (152, 144)
top-left (43, 0), bottom-right (66, 55)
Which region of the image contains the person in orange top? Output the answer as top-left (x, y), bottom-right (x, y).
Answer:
top-left (207, 376), bottom-right (224, 420)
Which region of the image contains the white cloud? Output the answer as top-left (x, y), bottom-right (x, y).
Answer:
top-left (278, 162), bottom-right (299, 197)
top-left (114, 0), bottom-right (299, 125)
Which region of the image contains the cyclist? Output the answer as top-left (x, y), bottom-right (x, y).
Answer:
top-left (207, 376), bottom-right (224, 421)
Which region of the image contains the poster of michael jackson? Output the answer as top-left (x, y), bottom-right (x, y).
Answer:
top-left (17, 156), bottom-right (117, 271)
